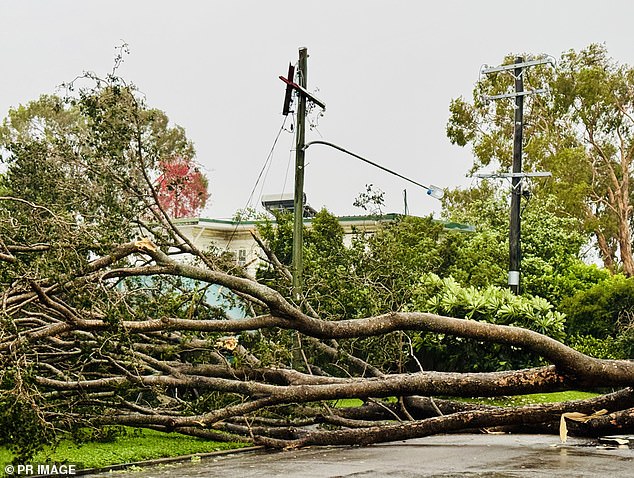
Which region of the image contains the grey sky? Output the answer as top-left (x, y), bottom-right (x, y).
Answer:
top-left (2, 1), bottom-right (633, 219)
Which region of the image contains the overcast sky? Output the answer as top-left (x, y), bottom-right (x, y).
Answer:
top-left (2, 1), bottom-right (634, 219)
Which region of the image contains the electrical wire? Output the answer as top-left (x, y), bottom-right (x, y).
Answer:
top-left (281, 139), bottom-right (294, 199)
top-left (256, 142), bottom-right (278, 206)
top-left (303, 140), bottom-right (436, 192)
top-left (225, 116), bottom-right (289, 249)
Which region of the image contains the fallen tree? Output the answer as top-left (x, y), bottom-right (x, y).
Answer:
top-left (1, 75), bottom-right (633, 461)
top-left (2, 232), bottom-right (634, 457)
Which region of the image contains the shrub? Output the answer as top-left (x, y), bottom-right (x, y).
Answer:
top-left (559, 274), bottom-right (634, 339)
top-left (410, 274), bottom-right (566, 372)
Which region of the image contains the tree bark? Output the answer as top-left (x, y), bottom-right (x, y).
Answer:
top-left (255, 388), bottom-right (634, 448)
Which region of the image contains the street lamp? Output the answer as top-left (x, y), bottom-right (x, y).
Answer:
top-left (304, 140), bottom-right (444, 199)
top-left (291, 138), bottom-right (443, 298)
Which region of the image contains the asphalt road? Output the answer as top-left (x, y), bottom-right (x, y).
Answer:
top-left (84, 434), bottom-right (634, 477)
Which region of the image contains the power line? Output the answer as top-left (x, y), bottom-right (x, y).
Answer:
top-left (225, 116), bottom-right (289, 249)
top-left (304, 140), bottom-right (444, 199)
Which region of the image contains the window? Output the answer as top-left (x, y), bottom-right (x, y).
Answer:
top-left (237, 249), bottom-right (247, 266)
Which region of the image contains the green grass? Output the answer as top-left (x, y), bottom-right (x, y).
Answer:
top-left (333, 392), bottom-right (599, 409)
top-left (460, 390), bottom-right (600, 407)
top-left (331, 398), bottom-right (365, 408)
top-left (0, 428), bottom-right (249, 470)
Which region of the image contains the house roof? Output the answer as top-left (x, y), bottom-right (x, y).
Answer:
top-left (172, 214), bottom-right (475, 233)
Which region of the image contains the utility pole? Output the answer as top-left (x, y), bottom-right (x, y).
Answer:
top-left (279, 49), bottom-right (326, 301)
top-left (480, 56), bottom-right (554, 294)
top-left (292, 47), bottom-right (308, 300)
top-left (509, 57), bottom-right (524, 295)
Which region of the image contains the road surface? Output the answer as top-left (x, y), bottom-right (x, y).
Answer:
top-left (84, 434), bottom-right (634, 477)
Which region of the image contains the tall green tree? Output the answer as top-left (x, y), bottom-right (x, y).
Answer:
top-left (443, 183), bottom-right (599, 303)
top-left (447, 44), bottom-right (634, 275)
top-left (0, 79), bottom-right (202, 249)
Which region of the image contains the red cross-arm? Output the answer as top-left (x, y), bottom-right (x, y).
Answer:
top-left (279, 75), bottom-right (326, 111)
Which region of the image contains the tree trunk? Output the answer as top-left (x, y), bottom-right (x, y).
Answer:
top-left (255, 388), bottom-right (634, 448)
top-left (595, 228), bottom-right (617, 273)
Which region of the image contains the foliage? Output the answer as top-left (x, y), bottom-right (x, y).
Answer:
top-left (560, 274), bottom-right (634, 340)
top-left (0, 79), bottom-right (203, 251)
top-left (2, 65), bottom-right (632, 459)
top-left (411, 274), bottom-right (566, 371)
top-left (0, 73), bottom-right (213, 458)
top-left (440, 183), bottom-right (509, 290)
top-left (256, 210), bottom-right (469, 372)
top-left (0, 390), bottom-right (56, 464)
top-left (257, 210), bottom-right (463, 320)
top-left (350, 215), bottom-right (460, 313)
top-left (255, 199), bottom-right (613, 373)
top-left (559, 274), bottom-right (634, 360)
top-left (352, 183), bottom-right (385, 216)
top-left (255, 206), bottom-right (588, 373)
top-left (442, 183), bottom-right (595, 304)
top-left (155, 155), bottom-right (210, 218)
top-left (565, 335), bottom-right (622, 360)
top-left (447, 44), bottom-right (634, 275)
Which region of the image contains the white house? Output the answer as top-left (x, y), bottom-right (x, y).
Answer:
top-left (173, 213), bottom-right (474, 278)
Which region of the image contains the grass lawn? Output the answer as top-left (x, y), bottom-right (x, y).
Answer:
top-left (0, 428), bottom-right (249, 470)
top-left (333, 391), bottom-right (600, 409)
top-left (459, 390), bottom-right (600, 407)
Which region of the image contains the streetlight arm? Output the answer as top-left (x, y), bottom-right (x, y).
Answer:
top-left (303, 140), bottom-right (442, 198)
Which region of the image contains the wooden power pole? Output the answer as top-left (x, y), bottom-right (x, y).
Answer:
top-left (480, 56), bottom-right (554, 294)
top-left (279, 48), bottom-right (326, 302)
top-left (509, 57), bottom-right (525, 295)
top-left (292, 47), bottom-right (308, 300)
